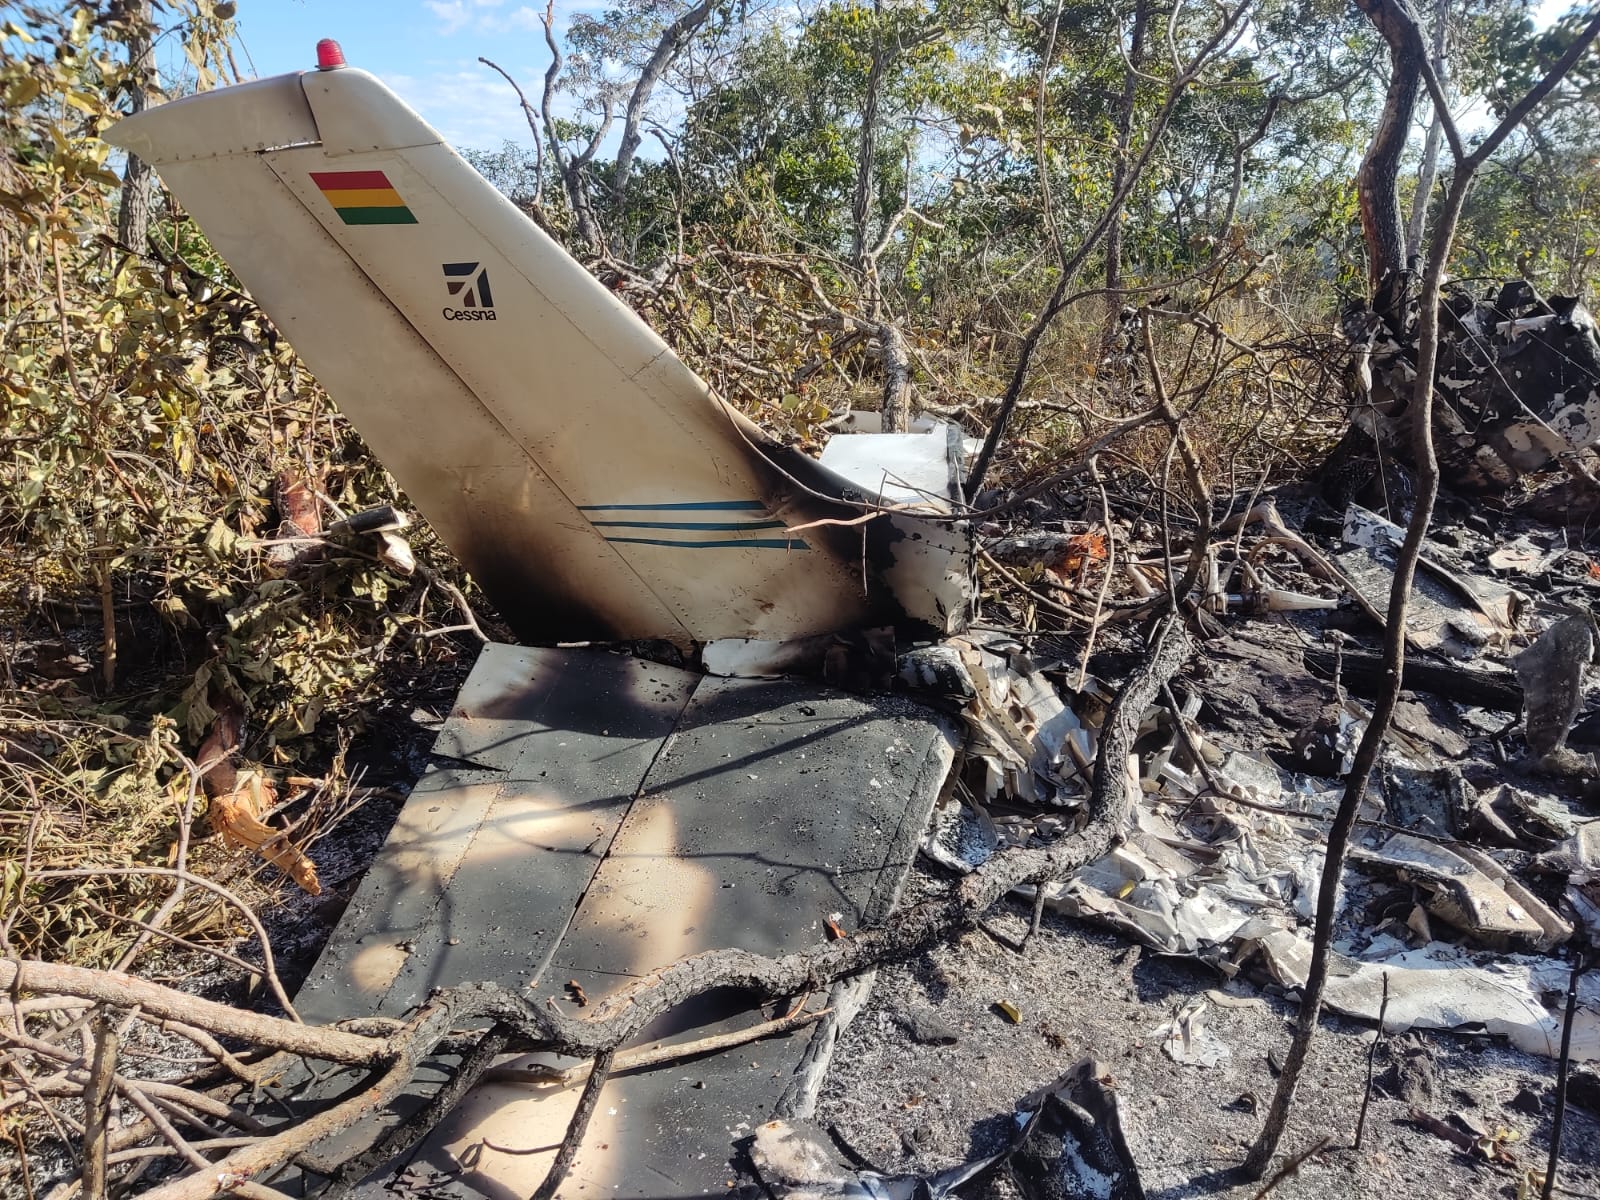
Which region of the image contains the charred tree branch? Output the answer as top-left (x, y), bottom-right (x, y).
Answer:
top-left (8, 622), bottom-right (1191, 1200)
top-left (1242, 9), bottom-right (1600, 1178)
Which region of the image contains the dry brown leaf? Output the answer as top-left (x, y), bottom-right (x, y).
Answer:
top-left (208, 773), bottom-right (321, 896)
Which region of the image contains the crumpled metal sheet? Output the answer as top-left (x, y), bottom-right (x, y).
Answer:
top-left (1012, 1059), bottom-right (1146, 1200)
top-left (925, 612), bottom-right (1594, 1066)
top-left (1353, 282), bottom-right (1600, 493)
top-left (1538, 821), bottom-right (1600, 944)
top-left (749, 1119), bottom-right (999, 1200)
top-left (1339, 504), bottom-right (1522, 658)
top-left (1037, 798), bottom-right (1327, 962)
top-left (1352, 833), bottom-right (1571, 952)
top-left (1273, 940), bottom-right (1600, 1061)
top-left (1153, 998), bottom-right (1231, 1068)
top-left (942, 634), bottom-right (1095, 806)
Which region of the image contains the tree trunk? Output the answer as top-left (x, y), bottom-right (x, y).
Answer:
top-left (612, 0), bottom-right (715, 203)
top-left (1353, 0), bottom-right (1428, 314)
top-left (878, 321), bottom-right (911, 432)
top-left (539, 9), bottom-right (605, 253)
top-left (1104, 0), bottom-right (1150, 299)
top-left (850, 2), bottom-right (887, 274)
top-left (116, 0), bottom-right (156, 254)
top-left (1405, 0), bottom-right (1450, 260)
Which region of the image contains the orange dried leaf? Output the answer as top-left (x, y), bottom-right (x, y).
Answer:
top-left (209, 775), bottom-right (321, 896)
top-left (1060, 531), bottom-right (1109, 575)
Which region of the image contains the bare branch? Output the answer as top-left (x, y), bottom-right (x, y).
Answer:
top-left (0, 961), bottom-right (384, 1065)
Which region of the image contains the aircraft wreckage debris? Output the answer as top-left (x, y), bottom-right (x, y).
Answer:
top-left (66, 46), bottom-right (1600, 1200)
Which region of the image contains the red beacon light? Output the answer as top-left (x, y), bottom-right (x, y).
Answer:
top-left (315, 39), bottom-right (346, 70)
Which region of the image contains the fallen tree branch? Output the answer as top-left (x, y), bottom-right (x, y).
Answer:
top-left (9, 619), bottom-right (1192, 1200)
top-left (482, 1003), bottom-right (832, 1088)
top-left (80, 1011), bottom-right (117, 1200)
top-left (0, 961), bottom-right (381, 1065)
top-left (1300, 645), bottom-right (1521, 712)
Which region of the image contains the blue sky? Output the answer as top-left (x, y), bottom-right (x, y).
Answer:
top-left (228, 0), bottom-right (582, 150)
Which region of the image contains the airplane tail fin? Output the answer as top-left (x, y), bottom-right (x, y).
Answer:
top-left (106, 54), bottom-right (970, 646)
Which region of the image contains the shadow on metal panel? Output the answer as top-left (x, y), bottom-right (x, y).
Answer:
top-left (290, 644), bottom-right (955, 1198)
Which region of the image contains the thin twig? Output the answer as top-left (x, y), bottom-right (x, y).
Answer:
top-left (32, 867), bottom-right (300, 1020)
top-left (1074, 460), bottom-right (1120, 692)
top-left (1353, 971), bottom-right (1389, 1152)
top-left (484, 1004), bottom-right (832, 1087)
top-left (414, 562), bottom-right (488, 643)
top-left (1544, 950), bottom-right (1588, 1200)
top-left (80, 1012), bottom-right (118, 1200)
top-left (979, 549), bottom-right (1082, 623)
top-left (112, 755), bottom-right (202, 974)
top-left (1249, 1134), bottom-right (1331, 1200)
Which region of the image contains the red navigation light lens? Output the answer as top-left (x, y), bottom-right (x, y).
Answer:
top-left (316, 39), bottom-right (346, 70)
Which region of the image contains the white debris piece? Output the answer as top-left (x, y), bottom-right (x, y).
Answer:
top-left (1154, 998), bottom-right (1232, 1067)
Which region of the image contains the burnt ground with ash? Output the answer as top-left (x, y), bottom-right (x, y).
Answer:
top-left (819, 881), bottom-right (1600, 1200)
top-left (805, 483), bottom-right (1600, 1198)
top-left (18, 483), bottom-right (1600, 1200)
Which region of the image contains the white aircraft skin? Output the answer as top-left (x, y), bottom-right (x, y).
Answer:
top-left (105, 51), bottom-right (971, 648)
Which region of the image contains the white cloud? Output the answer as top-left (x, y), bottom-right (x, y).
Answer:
top-left (425, 0), bottom-right (575, 37)
top-left (426, 1), bottom-right (472, 36)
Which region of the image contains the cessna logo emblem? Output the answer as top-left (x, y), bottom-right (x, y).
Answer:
top-left (442, 262), bottom-right (496, 320)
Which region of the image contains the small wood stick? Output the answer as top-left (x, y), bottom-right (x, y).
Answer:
top-left (1353, 971), bottom-right (1390, 1151)
top-left (485, 1006), bottom-right (831, 1088)
top-left (81, 1012), bottom-right (119, 1200)
top-left (1249, 1134), bottom-right (1331, 1200)
top-left (1544, 951), bottom-right (1589, 1200)
top-left (531, 1046), bottom-right (616, 1200)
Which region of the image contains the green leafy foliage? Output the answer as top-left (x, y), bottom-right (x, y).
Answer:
top-left (0, 3), bottom-right (482, 962)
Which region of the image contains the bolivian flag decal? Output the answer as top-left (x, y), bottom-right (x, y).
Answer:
top-left (309, 170), bottom-right (417, 225)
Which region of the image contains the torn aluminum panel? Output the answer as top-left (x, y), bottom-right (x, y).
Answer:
top-left (946, 718), bottom-right (1595, 1064)
top-left (1537, 821), bottom-right (1600, 944)
top-left (1242, 936), bottom-right (1600, 1061)
top-left (749, 1120), bottom-right (1000, 1200)
top-left (945, 635), bottom-right (1094, 806)
top-left (1153, 998), bottom-right (1231, 1067)
top-left (1012, 1059), bottom-right (1147, 1200)
top-left (1338, 505), bottom-right (1520, 658)
top-left (1031, 793), bottom-right (1328, 962)
top-left (1351, 833), bottom-right (1570, 952)
top-left (105, 63), bottom-right (972, 647)
top-left (290, 644), bottom-right (956, 1198)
